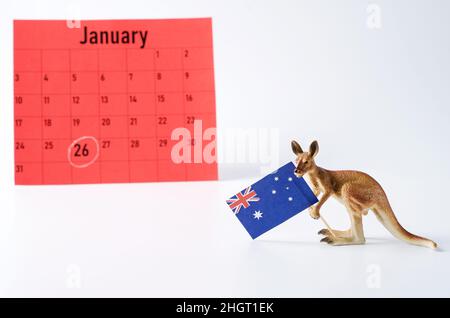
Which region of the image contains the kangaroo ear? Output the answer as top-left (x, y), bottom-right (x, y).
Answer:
top-left (291, 140), bottom-right (303, 155)
top-left (309, 140), bottom-right (319, 158)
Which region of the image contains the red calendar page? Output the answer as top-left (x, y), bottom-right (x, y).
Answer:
top-left (14, 19), bottom-right (217, 185)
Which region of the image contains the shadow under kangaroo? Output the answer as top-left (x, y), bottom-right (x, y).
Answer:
top-left (291, 140), bottom-right (437, 249)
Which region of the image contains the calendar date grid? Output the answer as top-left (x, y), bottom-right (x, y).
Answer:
top-left (14, 46), bottom-right (216, 184)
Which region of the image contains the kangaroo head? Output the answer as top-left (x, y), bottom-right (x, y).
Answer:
top-left (291, 140), bottom-right (319, 177)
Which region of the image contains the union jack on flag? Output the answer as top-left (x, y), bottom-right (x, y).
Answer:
top-left (226, 186), bottom-right (260, 214)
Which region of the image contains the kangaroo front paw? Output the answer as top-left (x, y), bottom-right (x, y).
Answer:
top-left (309, 207), bottom-right (320, 220)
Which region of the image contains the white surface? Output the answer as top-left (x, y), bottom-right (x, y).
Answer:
top-left (1, 0), bottom-right (450, 297)
top-left (0, 181), bottom-right (448, 297)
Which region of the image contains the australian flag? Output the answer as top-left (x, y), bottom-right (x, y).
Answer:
top-left (226, 162), bottom-right (318, 239)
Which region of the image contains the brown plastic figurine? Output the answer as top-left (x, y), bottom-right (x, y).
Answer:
top-left (291, 140), bottom-right (437, 249)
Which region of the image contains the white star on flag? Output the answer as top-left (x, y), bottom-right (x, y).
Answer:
top-left (253, 210), bottom-right (263, 220)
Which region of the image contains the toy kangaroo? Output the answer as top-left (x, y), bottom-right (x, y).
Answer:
top-left (291, 140), bottom-right (437, 249)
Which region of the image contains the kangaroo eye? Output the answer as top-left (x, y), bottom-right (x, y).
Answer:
top-left (304, 161), bottom-right (308, 164)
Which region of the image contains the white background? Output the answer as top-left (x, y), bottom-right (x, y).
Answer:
top-left (1, 0), bottom-right (449, 297)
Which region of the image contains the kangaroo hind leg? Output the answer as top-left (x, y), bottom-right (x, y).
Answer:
top-left (318, 228), bottom-right (352, 238)
top-left (321, 184), bottom-right (368, 246)
top-left (321, 212), bottom-right (366, 246)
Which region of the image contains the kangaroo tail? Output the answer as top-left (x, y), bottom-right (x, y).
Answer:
top-left (373, 204), bottom-right (437, 249)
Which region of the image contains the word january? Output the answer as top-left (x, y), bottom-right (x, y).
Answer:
top-left (80, 26), bottom-right (148, 49)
